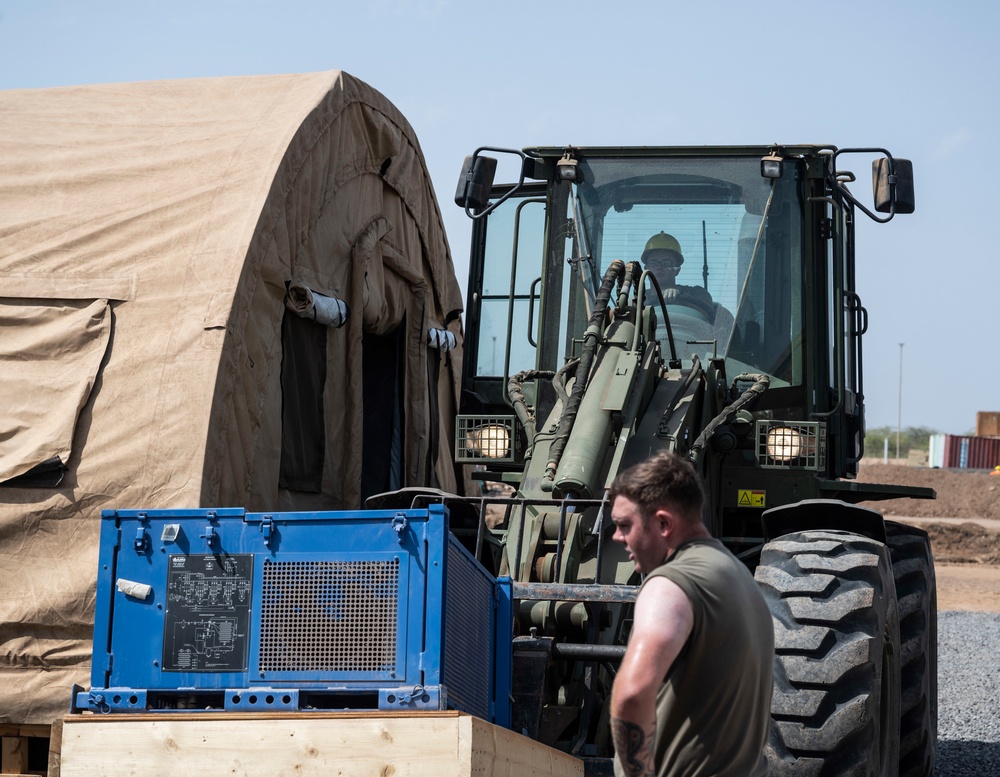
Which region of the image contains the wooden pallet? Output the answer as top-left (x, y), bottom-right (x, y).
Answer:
top-left (59, 711), bottom-right (583, 777)
top-left (0, 723), bottom-right (53, 776)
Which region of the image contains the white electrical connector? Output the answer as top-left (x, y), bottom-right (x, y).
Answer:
top-left (427, 328), bottom-right (457, 351)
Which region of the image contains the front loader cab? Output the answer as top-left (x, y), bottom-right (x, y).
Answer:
top-left (455, 145), bottom-right (914, 495)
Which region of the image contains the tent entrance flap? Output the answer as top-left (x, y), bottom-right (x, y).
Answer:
top-left (0, 296), bottom-right (114, 486)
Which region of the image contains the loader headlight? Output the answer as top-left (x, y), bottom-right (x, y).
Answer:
top-left (766, 427), bottom-right (801, 462)
top-left (756, 421), bottom-right (826, 470)
top-left (467, 424), bottom-right (511, 459)
top-left (760, 153), bottom-right (784, 179)
top-left (455, 415), bottom-right (518, 463)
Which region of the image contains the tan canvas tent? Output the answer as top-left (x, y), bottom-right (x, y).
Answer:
top-left (0, 71), bottom-right (465, 724)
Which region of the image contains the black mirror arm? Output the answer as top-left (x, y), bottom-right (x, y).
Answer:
top-left (461, 147), bottom-right (529, 221)
top-left (832, 147), bottom-right (900, 224)
top-left (833, 179), bottom-right (897, 224)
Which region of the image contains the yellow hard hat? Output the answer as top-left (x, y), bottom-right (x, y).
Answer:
top-left (641, 231), bottom-right (683, 265)
top-left (644, 232), bottom-right (682, 254)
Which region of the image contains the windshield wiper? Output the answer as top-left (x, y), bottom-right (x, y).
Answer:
top-left (568, 193), bottom-right (600, 310)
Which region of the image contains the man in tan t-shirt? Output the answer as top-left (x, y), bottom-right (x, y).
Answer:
top-left (609, 452), bottom-right (773, 777)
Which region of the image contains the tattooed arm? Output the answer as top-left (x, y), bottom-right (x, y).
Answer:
top-left (610, 716), bottom-right (656, 777)
top-left (610, 576), bottom-right (694, 776)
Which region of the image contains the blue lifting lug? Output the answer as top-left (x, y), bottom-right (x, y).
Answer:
top-left (391, 512), bottom-right (408, 543)
top-left (378, 685), bottom-right (442, 711)
top-left (133, 526), bottom-right (149, 554)
top-left (259, 516), bottom-right (275, 547)
top-left (200, 525), bottom-right (217, 548)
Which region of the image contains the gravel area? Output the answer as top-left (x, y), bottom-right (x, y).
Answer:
top-left (936, 610), bottom-right (1000, 776)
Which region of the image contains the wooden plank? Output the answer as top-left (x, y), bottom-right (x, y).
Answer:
top-left (59, 712), bottom-right (583, 777)
top-left (0, 726), bottom-right (49, 739)
top-left (1, 736), bottom-right (29, 776)
top-left (47, 718), bottom-right (62, 777)
top-left (465, 717), bottom-right (582, 777)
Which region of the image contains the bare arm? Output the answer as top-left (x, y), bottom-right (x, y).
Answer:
top-left (610, 575), bottom-right (694, 776)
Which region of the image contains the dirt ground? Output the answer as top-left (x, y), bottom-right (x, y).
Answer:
top-left (857, 464), bottom-right (1000, 612)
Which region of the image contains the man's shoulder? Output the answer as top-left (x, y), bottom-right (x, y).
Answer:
top-left (646, 538), bottom-right (757, 595)
top-left (635, 573), bottom-right (692, 610)
top-left (641, 540), bottom-right (711, 592)
top-left (671, 537), bottom-right (731, 565)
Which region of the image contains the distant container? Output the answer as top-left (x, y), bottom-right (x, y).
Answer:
top-left (976, 411), bottom-right (1000, 438)
top-left (933, 434), bottom-right (1000, 469)
top-left (928, 434), bottom-right (945, 468)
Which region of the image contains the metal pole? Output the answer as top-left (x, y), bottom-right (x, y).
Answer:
top-left (701, 220), bottom-right (709, 289)
top-left (896, 342), bottom-right (904, 461)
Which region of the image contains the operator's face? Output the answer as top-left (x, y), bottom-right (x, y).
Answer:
top-left (645, 250), bottom-right (683, 285)
top-left (611, 495), bottom-right (669, 574)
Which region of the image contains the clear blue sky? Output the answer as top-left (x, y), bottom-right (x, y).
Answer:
top-left (1, 0), bottom-right (996, 435)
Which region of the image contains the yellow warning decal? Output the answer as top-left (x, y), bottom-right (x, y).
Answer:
top-left (737, 489), bottom-right (766, 508)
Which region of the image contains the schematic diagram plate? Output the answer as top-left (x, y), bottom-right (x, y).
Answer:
top-left (163, 554), bottom-right (253, 672)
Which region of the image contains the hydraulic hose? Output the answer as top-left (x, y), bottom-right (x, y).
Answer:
top-left (551, 358), bottom-right (580, 406)
top-left (542, 260), bottom-right (625, 489)
top-left (686, 373), bottom-right (770, 467)
top-left (615, 261), bottom-right (641, 312)
top-left (507, 369), bottom-right (558, 443)
top-left (507, 360), bottom-right (581, 450)
top-left (635, 269), bottom-right (679, 368)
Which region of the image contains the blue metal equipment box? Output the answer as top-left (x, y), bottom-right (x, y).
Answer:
top-left (76, 504), bottom-right (512, 726)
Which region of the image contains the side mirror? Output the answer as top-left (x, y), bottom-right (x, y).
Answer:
top-left (454, 147), bottom-right (529, 220)
top-left (873, 157), bottom-right (915, 214)
top-left (454, 154), bottom-right (498, 211)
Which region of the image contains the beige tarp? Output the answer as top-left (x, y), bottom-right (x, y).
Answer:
top-left (0, 71), bottom-right (464, 724)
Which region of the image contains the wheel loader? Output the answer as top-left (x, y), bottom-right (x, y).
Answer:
top-left (445, 144), bottom-right (937, 777)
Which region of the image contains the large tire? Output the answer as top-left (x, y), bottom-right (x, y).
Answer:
top-left (755, 530), bottom-right (901, 777)
top-left (886, 521), bottom-right (938, 777)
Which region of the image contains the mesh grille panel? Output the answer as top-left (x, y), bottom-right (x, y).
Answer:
top-left (258, 559), bottom-right (398, 673)
top-left (443, 540), bottom-right (492, 717)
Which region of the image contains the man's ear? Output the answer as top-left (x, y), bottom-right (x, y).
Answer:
top-left (654, 509), bottom-right (673, 538)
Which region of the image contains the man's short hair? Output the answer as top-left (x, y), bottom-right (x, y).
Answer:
top-left (609, 451), bottom-right (705, 523)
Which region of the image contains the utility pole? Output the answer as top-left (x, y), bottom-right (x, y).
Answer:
top-left (896, 342), bottom-right (904, 461)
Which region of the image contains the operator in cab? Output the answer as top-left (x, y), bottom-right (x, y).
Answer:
top-left (608, 452), bottom-right (773, 777)
top-left (641, 232), bottom-right (713, 314)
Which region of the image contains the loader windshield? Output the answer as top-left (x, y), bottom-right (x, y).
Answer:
top-left (575, 155), bottom-right (806, 386)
